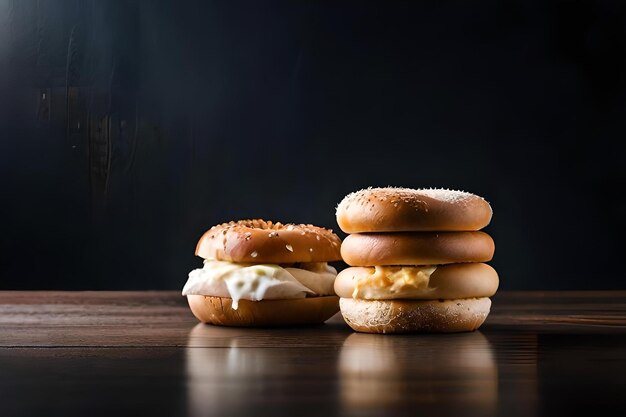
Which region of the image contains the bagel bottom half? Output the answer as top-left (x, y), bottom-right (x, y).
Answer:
top-left (187, 295), bottom-right (340, 327)
top-left (339, 297), bottom-right (491, 334)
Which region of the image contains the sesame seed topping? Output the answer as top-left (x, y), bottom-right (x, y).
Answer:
top-left (250, 251), bottom-right (258, 258)
top-left (285, 244), bottom-right (293, 252)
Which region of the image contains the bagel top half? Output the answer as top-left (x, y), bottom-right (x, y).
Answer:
top-left (195, 219), bottom-right (342, 263)
top-left (336, 187), bottom-right (492, 233)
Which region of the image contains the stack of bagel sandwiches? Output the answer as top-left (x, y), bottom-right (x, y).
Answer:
top-left (334, 187), bottom-right (499, 333)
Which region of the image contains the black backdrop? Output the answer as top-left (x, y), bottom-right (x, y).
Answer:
top-left (1, 0), bottom-right (625, 290)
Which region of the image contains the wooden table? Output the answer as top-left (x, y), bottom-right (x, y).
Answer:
top-left (1, 291), bottom-right (625, 416)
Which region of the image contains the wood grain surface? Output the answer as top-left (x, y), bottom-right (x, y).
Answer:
top-left (1, 291), bottom-right (625, 416)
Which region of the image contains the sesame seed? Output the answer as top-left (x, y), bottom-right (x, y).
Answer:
top-left (285, 244), bottom-right (293, 252)
top-left (250, 251), bottom-right (258, 258)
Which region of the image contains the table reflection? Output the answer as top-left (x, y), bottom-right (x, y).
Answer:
top-left (186, 324), bottom-right (290, 417)
top-left (185, 323), bottom-right (348, 416)
top-left (339, 332), bottom-right (498, 414)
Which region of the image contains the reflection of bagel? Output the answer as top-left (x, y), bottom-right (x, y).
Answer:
top-left (336, 187), bottom-right (492, 233)
top-left (186, 323), bottom-right (349, 417)
top-left (341, 231), bottom-right (495, 266)
top-left (187, 295), bottom-right (340, 326)
top-left (339, 297), bottom-right (491, 333)
top-left (186, 324), bottom-right (277, 417)
top-left (339, 332), bottom-right (497, 411)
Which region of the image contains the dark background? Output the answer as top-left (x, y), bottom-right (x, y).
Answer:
top-left (1, 0), bottom-right (624, 290)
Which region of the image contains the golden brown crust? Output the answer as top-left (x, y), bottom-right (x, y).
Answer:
top-left (339, 297), bottom-right (491, 333)
top-left (195, 219), bottom-right (342, 263)
top-left (336, 187), bottom-right (492, 233)
top-left (187, 295), bottom-right (340, 326)
top-left (334, 263), bottom-right (499, 299)
top-left (341, 231), bottom-right (494, 266)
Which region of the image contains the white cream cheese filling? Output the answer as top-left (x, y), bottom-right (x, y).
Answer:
top-left (182, 260), bottom-right (337, 309)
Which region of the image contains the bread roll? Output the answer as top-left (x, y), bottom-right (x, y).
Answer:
top-left (196, 219), bottom-right (342, 263)
top-left (339, 297), bottom-right (491, 333)
top-left (187, 295), bottom-right (340, 326)
top-left (336, 187), bottom-right (492, 233)
top-left (341, 231), bottom-right (495, 266)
